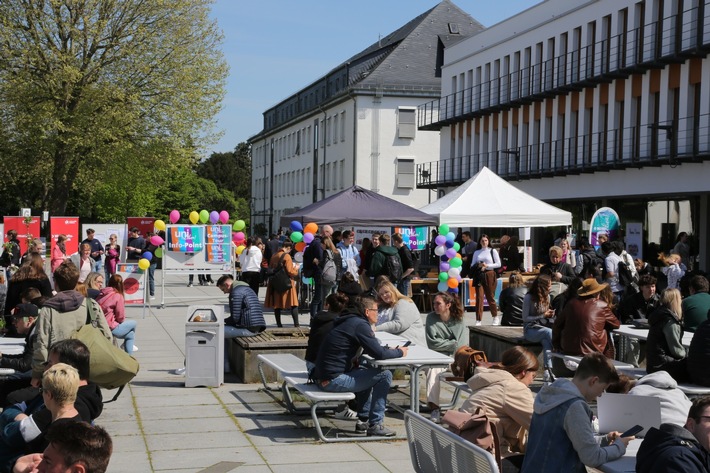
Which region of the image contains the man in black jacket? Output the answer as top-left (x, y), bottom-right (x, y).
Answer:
top-left (0, 304), bottom-right (39, 403)
top-left (313, 296), bottom-right (407, 437)
top-left (637, 396), bottom-right (710, 472)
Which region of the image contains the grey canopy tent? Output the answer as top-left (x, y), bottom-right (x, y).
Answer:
top-left (280, 185), bottom-right (439, 228)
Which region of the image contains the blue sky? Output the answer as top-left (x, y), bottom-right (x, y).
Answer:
top-left (208, 0), bottom-right (541, 154)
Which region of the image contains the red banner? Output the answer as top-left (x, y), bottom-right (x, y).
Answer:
top-left (127, 217), bottom-right (155, 239)
top-left (3, 216), bottom-right (41, 255)
top-left (50, 217), bottom-right (80, 256)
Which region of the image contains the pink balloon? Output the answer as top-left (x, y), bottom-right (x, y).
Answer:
top-left (150, 235), bottom-right (164, 246)
top-left (169, 209), bottom-right (180, 224)
top-left (235, 232), bottom-right (245, 241)
top-left (219, 210), bottom-right (229, 224)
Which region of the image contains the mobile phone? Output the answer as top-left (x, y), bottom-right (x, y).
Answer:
top-left (620, 424), bottom-right (644, 437)
top-left (402, 340), bottom-right (412, 347)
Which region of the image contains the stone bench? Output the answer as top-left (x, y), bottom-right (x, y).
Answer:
top-left (468, 326), bottom-right (542, 362)
top-left (229, 327), bottom-right (310, 383)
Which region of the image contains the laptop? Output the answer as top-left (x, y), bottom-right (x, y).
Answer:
top-left (597, 393), bottom-right (662, 438)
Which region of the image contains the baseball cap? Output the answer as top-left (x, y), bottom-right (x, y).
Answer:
top-left (11, 303), bottom-right (39, 318)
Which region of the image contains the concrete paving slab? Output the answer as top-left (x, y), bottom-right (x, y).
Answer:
top-left (270, 461), bottom-right (392, 473)
top-left (146, 431), bottom-right (252, 451)
top-left (150, 446), bottom-right (266, 471)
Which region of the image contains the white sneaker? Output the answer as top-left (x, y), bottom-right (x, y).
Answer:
top-left (475, 320), bottom-right (482, 326)
top-left (334, 407), bottom-right (358, 420)
top-left (430, 409), bottom-right (441, 424)
top-left (492, 316), bottom-right (501, 326)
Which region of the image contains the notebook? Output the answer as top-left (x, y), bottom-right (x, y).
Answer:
top-left (597, 393), bottom-right (662, 438)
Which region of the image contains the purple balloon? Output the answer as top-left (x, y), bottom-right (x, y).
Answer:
top-left (449, 287), bottom-right (459, 294)
top-left (445, 248), bottom-right (457, 259)
top-left (209, 210), bottom-right (219, 224)
top-left (435, 235), bottom-right (446, 246)
top-left (303, 232), bottom-right (315, 244)
top-left (439, 262), bottom-right (450, 272)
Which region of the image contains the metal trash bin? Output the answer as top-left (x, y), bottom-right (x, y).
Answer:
top-left (185, 305), bottom-right (224, 387)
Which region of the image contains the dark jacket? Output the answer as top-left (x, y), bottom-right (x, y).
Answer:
top-left (397, 245), bottom-right (414, 279)
top-left (4, 278), bottom-right (53, 315)
top-left (302, 236), bottom-right (323, 278)
top-left (0, 239), bottom-right (20, 268)
top-left (552, 297), bottom-right (620, 358)
top-left (499, 244), bottom-right (523, 272)
top-left (637, 423), bottom-right (710, 473)
top-left (313, 307), bottom-right (403, 381)
top-left (0, 326), bottom-right (36, 373)
top-left (369, 245), bottom-right (400, 279)
top-left (126, 236), bottom-right (145, 261)
top-left (540, 261), bottom-right (577, 285)
top-left (618, 291), bottom-right (661, 324)
top-left (647, 307), bottom-right (686, 372)
top-left (305, 310), bottom-right (339, 363)
top-left (687, 318), bottom-right (710, 386)
top-left (499, 286), bottom-right (527, 326)
top-left (227, 281), bottom-right (265, 332)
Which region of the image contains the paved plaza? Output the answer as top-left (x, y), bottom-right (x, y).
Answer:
top-left (98, 273), bottom-right (496, 473)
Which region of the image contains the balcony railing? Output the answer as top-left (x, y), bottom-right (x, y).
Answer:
top-left (416, 113), bottom-right (710, 188)
top-left (418, 2), bottom-right (710, 130)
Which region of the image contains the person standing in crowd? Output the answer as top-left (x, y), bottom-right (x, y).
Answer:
top-left (425, 292), bottom-right (467, 423)
top-left (672, 231), bottom-right (691, 270)
top-left (264, 233), bottom-right (280, 263)
top-left (662, 253), bottom-right (686, 291)
top-left (362, 232), bottom-right (380, 279)
top-left (50, 235), bottom-right (69, 274)
top-left (263, 240), bottom-right (300, 328)
top-left (337, 230), bottom-right (361, 280)
top-left (499, 272), bottom-right (528, 326)
top-left (125, 227), bottom-right (145, 262)
top-left (369, 234), bottom-right (401, 283)
top-left (104, 234), bottom-right (120, 280)
top-left (80, 229), bottom-right (104, 273)
top-left (239, 237), bottom-right (263, 297)
top-left (683, 276), bottom-right (710, 332)
top-left (471, 234), bottom-right (501, 326)
top-left (70, 243), bottom-right (93, 284)
top-left (459, 231), bottom-right (478, 278)
top-left (303, 225), bottom-right (333, 317)
top-left (647, 288), bottom-right (690, 382)
top-left (559, 239), bottom-right (576, 271)
top-left (96, 274), bottom-right (137, 355)
top-left (500, 235), bottom-right (523, 273)
top-left (391, 233), bottom-right (414, 296)
top-left (0, 230), bottom-right (21, 279)
top-left (522, 274), bottom-right (555, 379)
top-left (320, 236), bottom-right (342, 301)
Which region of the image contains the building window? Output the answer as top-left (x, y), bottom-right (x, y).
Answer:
top-left (333, 114), bottom-right (339, 143)
top-left (398, 108), bottom-right (416, 139)
top-left (396, 158), bottom-right (415, 188)
top-left (341, 111), bottom-right (346, 141)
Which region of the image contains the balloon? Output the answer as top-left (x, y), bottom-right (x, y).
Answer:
top-left (138, 258), bottom-right (150, 271)
top-left (219, 210), bottom-right (229, 224)
top-left (150, 235), bottom-right (164, 246)
top-left (143, 251), bottom-right (153, 261)
top-left (295, 242), bottom-right (306, 252)
top-left (304, 222), bottom-right (318, 234)
top-left (448, 267), bottom-right (461, 278)
top-left (447, 277), bottom-right (459, 289)
top-left (154, 220), bottom-right (166, 232)
top-left (453, 242), bottom-right (461, 252)
top-left (445, 248), bottom-right (457, 259)
top-left (439, 262), bottom-right (450, 272)
top-left (302, 276), bottom-right (314, 285)
top-left (169, 210), bottom-right (180, 224)
top-left (233, 220), bottom-right (246, 231)
top-left (437, 282), bottom-right (449, 292)
top-left (440, 255), bottom-right (449, 262)
top-left (449, 257), bottom-right (463, 268)
top-left (438, 272), bottom-right (449, 282)
top-left (290, 231), bottom-right (303, 243)
top-left (189, 211), bottom-right (199, 224)
top-left (209, 211), bottom-right (219, 224)
top-left (303, 232), bottom-right (314, 244)
top-left (446, 232), bottom-right (456, 242)
top-left (290, 221), bottom-right (303, 232)
top-left (434, 245), bottom-right (446, 256)
top-left (435, 235), bottom-right (446, 246)
top-left (155, 248), bottom-right (163, 258)
top-left (198, 210), bottom-right (209, 224)
top-left (294, 251), bottom-right (304, 263)
top-left (445, 240), bottom-right (454, 249)
top-left (236, 245), bottom-right (246, 255)
top-left (449, 287), bottom-right (459, 294)
top-left (438, 224), bottom-right (450, 235)
top-left (235, 232), bottom-right (245, 241)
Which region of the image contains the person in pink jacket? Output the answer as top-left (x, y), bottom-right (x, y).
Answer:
top-left (50, 235), bottom-right (69, 273)
top-left (96, 274), bottom-right (137, 355)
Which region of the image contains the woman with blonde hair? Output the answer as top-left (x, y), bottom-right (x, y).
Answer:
top-left (104, 233), bottom-right (121, 279)
top-left (646, 288), bottom-right (689, 382)
top-left (460, 346), bottom-right (539, 461)
top-left (374, 279), bottom-right (426, 346)
top-left (559, 239), bottom-right (576, 270)
top-left (661, 253), bottom-right (686, 290)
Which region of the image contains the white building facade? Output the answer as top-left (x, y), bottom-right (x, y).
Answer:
top-left (418, 0), bottom-right (710, 269)
top-left (249, 1), bottom-right (485, 233)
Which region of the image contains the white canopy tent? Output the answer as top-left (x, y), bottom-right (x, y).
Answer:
top-left (420, 166), bottom-right (572, 227)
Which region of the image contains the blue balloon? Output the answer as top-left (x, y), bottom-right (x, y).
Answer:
top-left (143, 251), bottom-right (153, 261)
top-left (440, 255), bottom-right (449, 262)
top-left (449, 287), bottom-right (459, 294)
top-left (445, 240), bottom-right (454, 248)
top-left (290, 220), bottom-right (303, 232)
top-left (437, 282), bottom-right (448, 292)
top-left (446, 232), bottom-right (456, 242)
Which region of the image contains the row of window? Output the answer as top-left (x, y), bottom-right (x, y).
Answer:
top-left (253, 159), bottom-right (348, 201)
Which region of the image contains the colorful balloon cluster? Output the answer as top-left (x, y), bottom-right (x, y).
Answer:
top-left (434, 223), bottom-right (462, 293)
top-left (289, 220), bottom-right (317, 253)
top-left (161, 209), bottom-right (231, 226)
top-left (138, 234), bottom-right (165, 271)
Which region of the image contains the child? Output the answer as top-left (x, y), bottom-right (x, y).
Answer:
top-left (521, 352), bottom-right (634, 472)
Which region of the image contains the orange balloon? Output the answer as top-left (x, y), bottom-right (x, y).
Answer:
top-left (447, 277), bottom-right (459, 289)
top-left (456, 253), bottom-right (462, 259)
top-left (304, 222), bottom-right (318, 234)
top-left (295, 242), bottom-right (306, 252)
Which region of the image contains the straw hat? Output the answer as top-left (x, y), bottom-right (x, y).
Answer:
top-left (577, 278), bottom-right (609, 297)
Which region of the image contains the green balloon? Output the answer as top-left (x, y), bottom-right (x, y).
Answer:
top-left (438, 224), bottom-right (450, 235)
top-left (449, 257), bottom-right (462, 268)
top-left (453, 242), bottom-right (460, 252)
top-left (438, 271), bottom-right (449, 282)
top-left (155, 248), bottom-right (163, 258)
top-left (290, 231), bottom-right (303, 243)
top-left (233, 219), bottom-right (246, 231)
top-left (199, 209), bottom-right (209, 224)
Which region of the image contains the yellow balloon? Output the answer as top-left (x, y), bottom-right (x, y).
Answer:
top-left (138, 258), bottom-right (150, 270)
top-left (189, 211), bottom-right (199, 225)
top-left (236, 245), bottom-right (246, 255)
top-left (154, 219), bottom-right (166, 231)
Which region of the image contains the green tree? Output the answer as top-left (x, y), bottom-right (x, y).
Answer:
top-left (0, 0), bottom-right (228, 216)
top-left (197, 142), bottom-right (252, 200)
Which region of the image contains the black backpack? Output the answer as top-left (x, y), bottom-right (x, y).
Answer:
top-left (383, 253), bottom-right (403, 282)
top-left (580, 252), bottom-right (604, 280)
top-left (618, 260), bottom-right (639, 293)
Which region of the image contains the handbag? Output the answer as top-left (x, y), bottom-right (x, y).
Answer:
top-left (442, 407), bottom-right (502, 472)
top-left (269, 253), bottom-right (292, 293)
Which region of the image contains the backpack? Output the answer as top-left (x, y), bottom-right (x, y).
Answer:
top-left (618, 260), bottom-right (639, 293)
top-left (383, 253), bottom-right (403, 282)
top-left (321, 249), bottom-right (338, 284)
top-left (579, 252), bottom-right (604, 280)
top-left (442, 407), bottom-right (502, 472)
top-left (449, 345), bottom-right (489, 381)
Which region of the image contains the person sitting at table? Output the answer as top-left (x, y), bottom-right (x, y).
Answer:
top-left (636, 396), bottom-right (710, 473)
top-left (551, 278), bottom-right (620, 377)
top-left (425, 292), bottom-right (467, 423)
top-left (520, 353), bottom-right (631, 473)
top-left (682, 275), bottom-right (710, 333)
top-left (607, 372), bottom-right (692, 427)
top-left (311, 296), bottom-right (408, 437)
top-left (687, 318), bottom-right (710, 387)
top-left (522, 274), bottom-right (555, 380)
top-left (374, 280), bottom-right (426, 346)
top-left (498, 272), bottom-right (527, 326)
top-left (539, 245), bottom-right (577, 287)
top-left (646, 288), bottom-right (690, 383)
top-left (619, 274), bottom-right (662, 324)
top-left (459, 346), bottom-right (538, 466)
